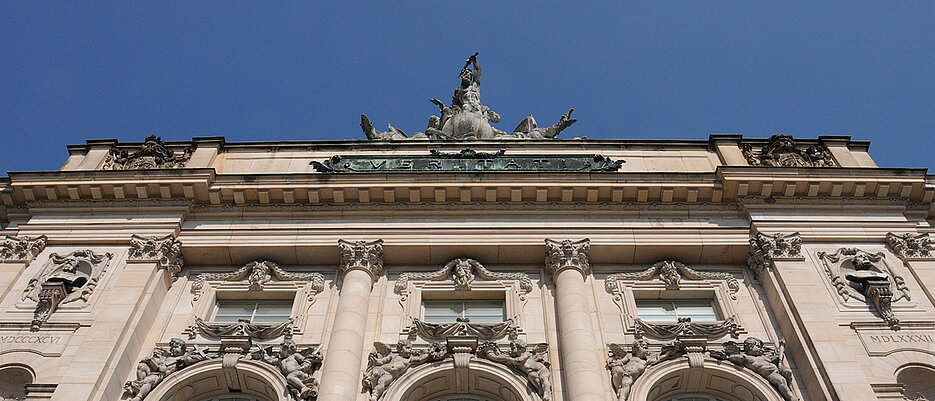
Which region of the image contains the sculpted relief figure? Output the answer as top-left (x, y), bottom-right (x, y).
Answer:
top-left (22, 250), bottom-right (112, 331)
top-left (124, 338), bottom-right (207, 401)
top-left (478, 339), bottom-right (553, 401)
top-left (252, 339), bottom-right (323, 400)
top-left (711, 337), bottom-right (798, 401)
top-left (607, 340), bottom-right (655, 401)
top-left (361, 53), bottom-right (577, 141)
top-left (362, 340), bottom-right (446, 401)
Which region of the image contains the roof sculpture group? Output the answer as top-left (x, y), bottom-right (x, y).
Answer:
top-left (361, 53), bottom-right (577, 141)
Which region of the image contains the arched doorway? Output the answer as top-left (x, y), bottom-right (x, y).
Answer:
top-left (658, 395), bottom-right (732, 401)
top-left (144, 359), bottom-right (287, 401)
top-left (630, 358), bottom-right (789, 401)
top-left (383, 359), bottom-right (539, 401)
top-left (195, 395), bottom-right (270, 401)
top-left (896, 364), bottom-right (935, 400)
top-left (0, 364), bottom-right (34, 400)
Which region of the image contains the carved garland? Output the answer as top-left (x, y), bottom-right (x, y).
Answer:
top-left (395, 258), bottom-right (533, 300)
top-left (191, 260), bottom-right (325, 301)
top-left (605, 260), bottom-right (740, 299)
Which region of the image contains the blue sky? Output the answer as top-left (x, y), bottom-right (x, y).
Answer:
top-left (1, 2), bottom-right (933, 172)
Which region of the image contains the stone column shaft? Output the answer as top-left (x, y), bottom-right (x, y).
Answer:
top-left (318, 239), bottom-right (383, 401)
top-left (545, 239), bottom-right (607, 401)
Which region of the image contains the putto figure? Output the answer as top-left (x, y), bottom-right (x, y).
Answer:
top-left (478, 339), bottom-right (553, 401)
top-left (252, 339), bottom-right (323, 400)
top-left (362, 340), bottom-right (446, 401)
top-left (361, 53), bottom-right (577, 141)
top-left (124, 338), bottom-right (207, 401)
top-left (607, 340), bottom-right (654, 401)
top-left (711, 337), bottom-right (799, 401)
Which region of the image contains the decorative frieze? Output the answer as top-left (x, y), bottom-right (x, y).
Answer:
top-left (544, 238), bottom-right (590, 277)
top-left (408, 318), bottom-right (518, 341)
top-left (633, 316), bottom-right (741, 340)
top-left (0, 235), bottom-right (47, 262)
top-left (338, 239), bottom-right (384, 279)
top-left (741, 134), bottom-right (836, 167)
top-left (188, 317), bottom-right (293, 340)
top-left (104, 134), bottom-right (193, 170)
top-left (128, 234), bottom-right (183, 277)
top-left (191, 260), bottom-right (324, 301)
top-left (605, 260), bottom-right (739, 298)
top-left (887, 232), bottom-right (933, 260)
top-left (818, 248), bottom-right (909, 330)
top-left (22, 250), bottom-right (113, 331)
top-left (362, 340), bottom-right (447, 401)
top-left (395, 257), bottom-right (533, 299)
top-left (477, 339), bottom-right (553, 401)
top-left (747, 232), bottom-right (802, 277)
top-left (710, 337), bottom-right (799, 401)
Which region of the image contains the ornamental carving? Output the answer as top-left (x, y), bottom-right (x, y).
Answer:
top-left (544, 238), bottom-right (590, 276)
top-left (22, 250), bottom-right (113, 331)
top-left (311, 149), bottom-right (623, 174)
top-left (128, 234), bottom-right (183, 277)
top-left (741, 134), bottom-right (835, 167)
top-left (887, 232), bottom-right (933, 259)
top-left (191, 260), bottom-right (324, 302)
top-left (818, 248), bottom-right (909, 329)
top-left (633, 316), bottom-right (741, 340)
top-left (124, 338), bottom-right (209, 401)
top-left (362, 340), bottom-right (447, 401)
top-left (747, 232), bottom-right (802, 277)
top-left (188, 317), bottom-right (294, 340)
top-left (338, 239), bottom-right (384, 277)
top-left (250, 339), bottom-right (323, 400)
top-left (605, 260), bottom-right (740, 299)
top-left (0, 235), bottom-right (47, 262)
top-left (360, 53), bottom-right (577, 141)
top-left (104, 134), bottom-right (193, 170)
top-left (408, 318), bottom-right (518, 341)
top-left (477, 339), bottom-right (553, 401)
top-left (710, 337), bottom-right (799, 401)
top-left (395, 258), bottom-right (533, 299)
top-left (607, 340), bottom-right (683, 401)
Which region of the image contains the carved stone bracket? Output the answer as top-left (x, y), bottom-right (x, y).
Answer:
top-left (741, 134), bottom-right (836, 167)
top-left (747, 232), bottom-right (803, 277)
top-left (188, 317), bottom-right (294, 340)
top-left (476, 339), bottom-right (553, 401)
top-left (338, 239), bottom-right (384, 282)
top-left (633, 316), bottom-right (741, 340)
top-left (544, 238), bottom-right (590, 278)
top-left (22, 250), bottom-right (113, 331)
top-left (605, 260), bottom-right (740, 299)
top-left (887, 232), bottom-right (934, 260)
top-left (104, 134), bottom-right (193, 170)
top-left (818, 247), bottom-right (909, 330)
top-left (191, 260), bottom-right (325, 302)
top-left (0, 235), bottom-right (47, 263)
top-left (128, 234), bottom-right (183, 277)
top-left (395, 258), bottom-right (533, 300)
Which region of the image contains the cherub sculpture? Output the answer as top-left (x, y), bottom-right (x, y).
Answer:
top-left (252, 339), bottom-right (322, 400)
top-left (711, 337), bottom-right (798, 401)
top-left (478, 339), bottom-right (553, 401)
top-left (362, 340), bottom-right (446, 401)
top-left (124, 338), bottom-right (207, 401)
top-left (607, 340), bottom-right (654, 401)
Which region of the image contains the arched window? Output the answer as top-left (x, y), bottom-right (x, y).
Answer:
top-left (658, 395), bottom-right (732, 401)
top-left (896, 364), bottom-right (935, 400)
top-left (0, 365), bottom-right (34, 400)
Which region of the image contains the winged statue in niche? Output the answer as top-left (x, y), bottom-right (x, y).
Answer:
top-left (361, 53), bottom-right (577, 141)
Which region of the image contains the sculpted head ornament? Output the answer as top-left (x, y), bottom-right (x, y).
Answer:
top-left (545, 238), bottom-right (590, 276)
top-left (338, 239), bottom-right (384, 276)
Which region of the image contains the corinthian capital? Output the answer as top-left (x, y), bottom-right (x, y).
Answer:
top-left (886, 232), bottom-right (933, 260)
top-left (0, 235), bottom-right (47, 262)
top-left (128, 234), bottom-right (184, 276)
top-left (338, 239), bottom-right (384, 279)
top-left (747, 232), bottom-right (802, 276)
top-left (544, 238), bottom-right (590, 277)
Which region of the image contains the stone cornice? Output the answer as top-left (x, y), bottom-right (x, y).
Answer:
top-left (544, 238), bottom-right (590, 278)
top-left (128, 234), bottom-right (184, 277)
top-left (338, 239), bottom-right (384, 281)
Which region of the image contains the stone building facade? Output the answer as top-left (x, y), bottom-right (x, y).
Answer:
top-left (0, 131), bottom-right (933, 401)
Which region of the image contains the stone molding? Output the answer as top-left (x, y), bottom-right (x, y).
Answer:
top-left (338, 239), bottom-right (384, 280)
top-left (191, 260), bottom-right (324, 302)
top-left (128, 234), bottom-right (183, 277)
top-left (747, 232), bottom-right (803, 277)
top-left (544, 238), bottom-right (590, 278)
top-left (395, 258), bottom-right (533, 299)
top-left (605, 260), bottom-right (739, 299)
top-left (0, 235), bottom-right (47, 262)
top-left (886, 232), bottom-right (934, 260)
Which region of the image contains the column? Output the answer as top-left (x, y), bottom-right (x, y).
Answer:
top-left (318, 239), bottom-right (384, 401)
top-left (545, 238), bottom-right (607, 401)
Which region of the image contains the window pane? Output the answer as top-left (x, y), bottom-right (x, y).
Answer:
top-left (252, 300), bottom-right (293, 322)
top-left (214, 301), bottom-right (256, 322)
top-left (637, 299), bottom-right (720, 323)
top-left (636, 300), bottom-right (677, 323)
top-left (423, 301), bottom-right (462, 323)
top-left (423, 300), bottom-right (505, 323)
top-left (463, 300), bottom-right (505, 323)
top-left (214, 300), bottom-right (292, 323)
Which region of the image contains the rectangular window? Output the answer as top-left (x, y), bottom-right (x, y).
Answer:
top-left (213, 299), bottom-right (293, 323)
top-left (422, 300), bottom-right (505, 323)
top-left (635, 299), bottom-right (720, 323)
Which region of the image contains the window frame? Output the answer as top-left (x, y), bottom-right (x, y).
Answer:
top-left (211, 299), bottom-right (295, 324)
top-left (421, 299), bottom-right (507, 324)
top-left (634, 298), bottom-right (721, 323)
